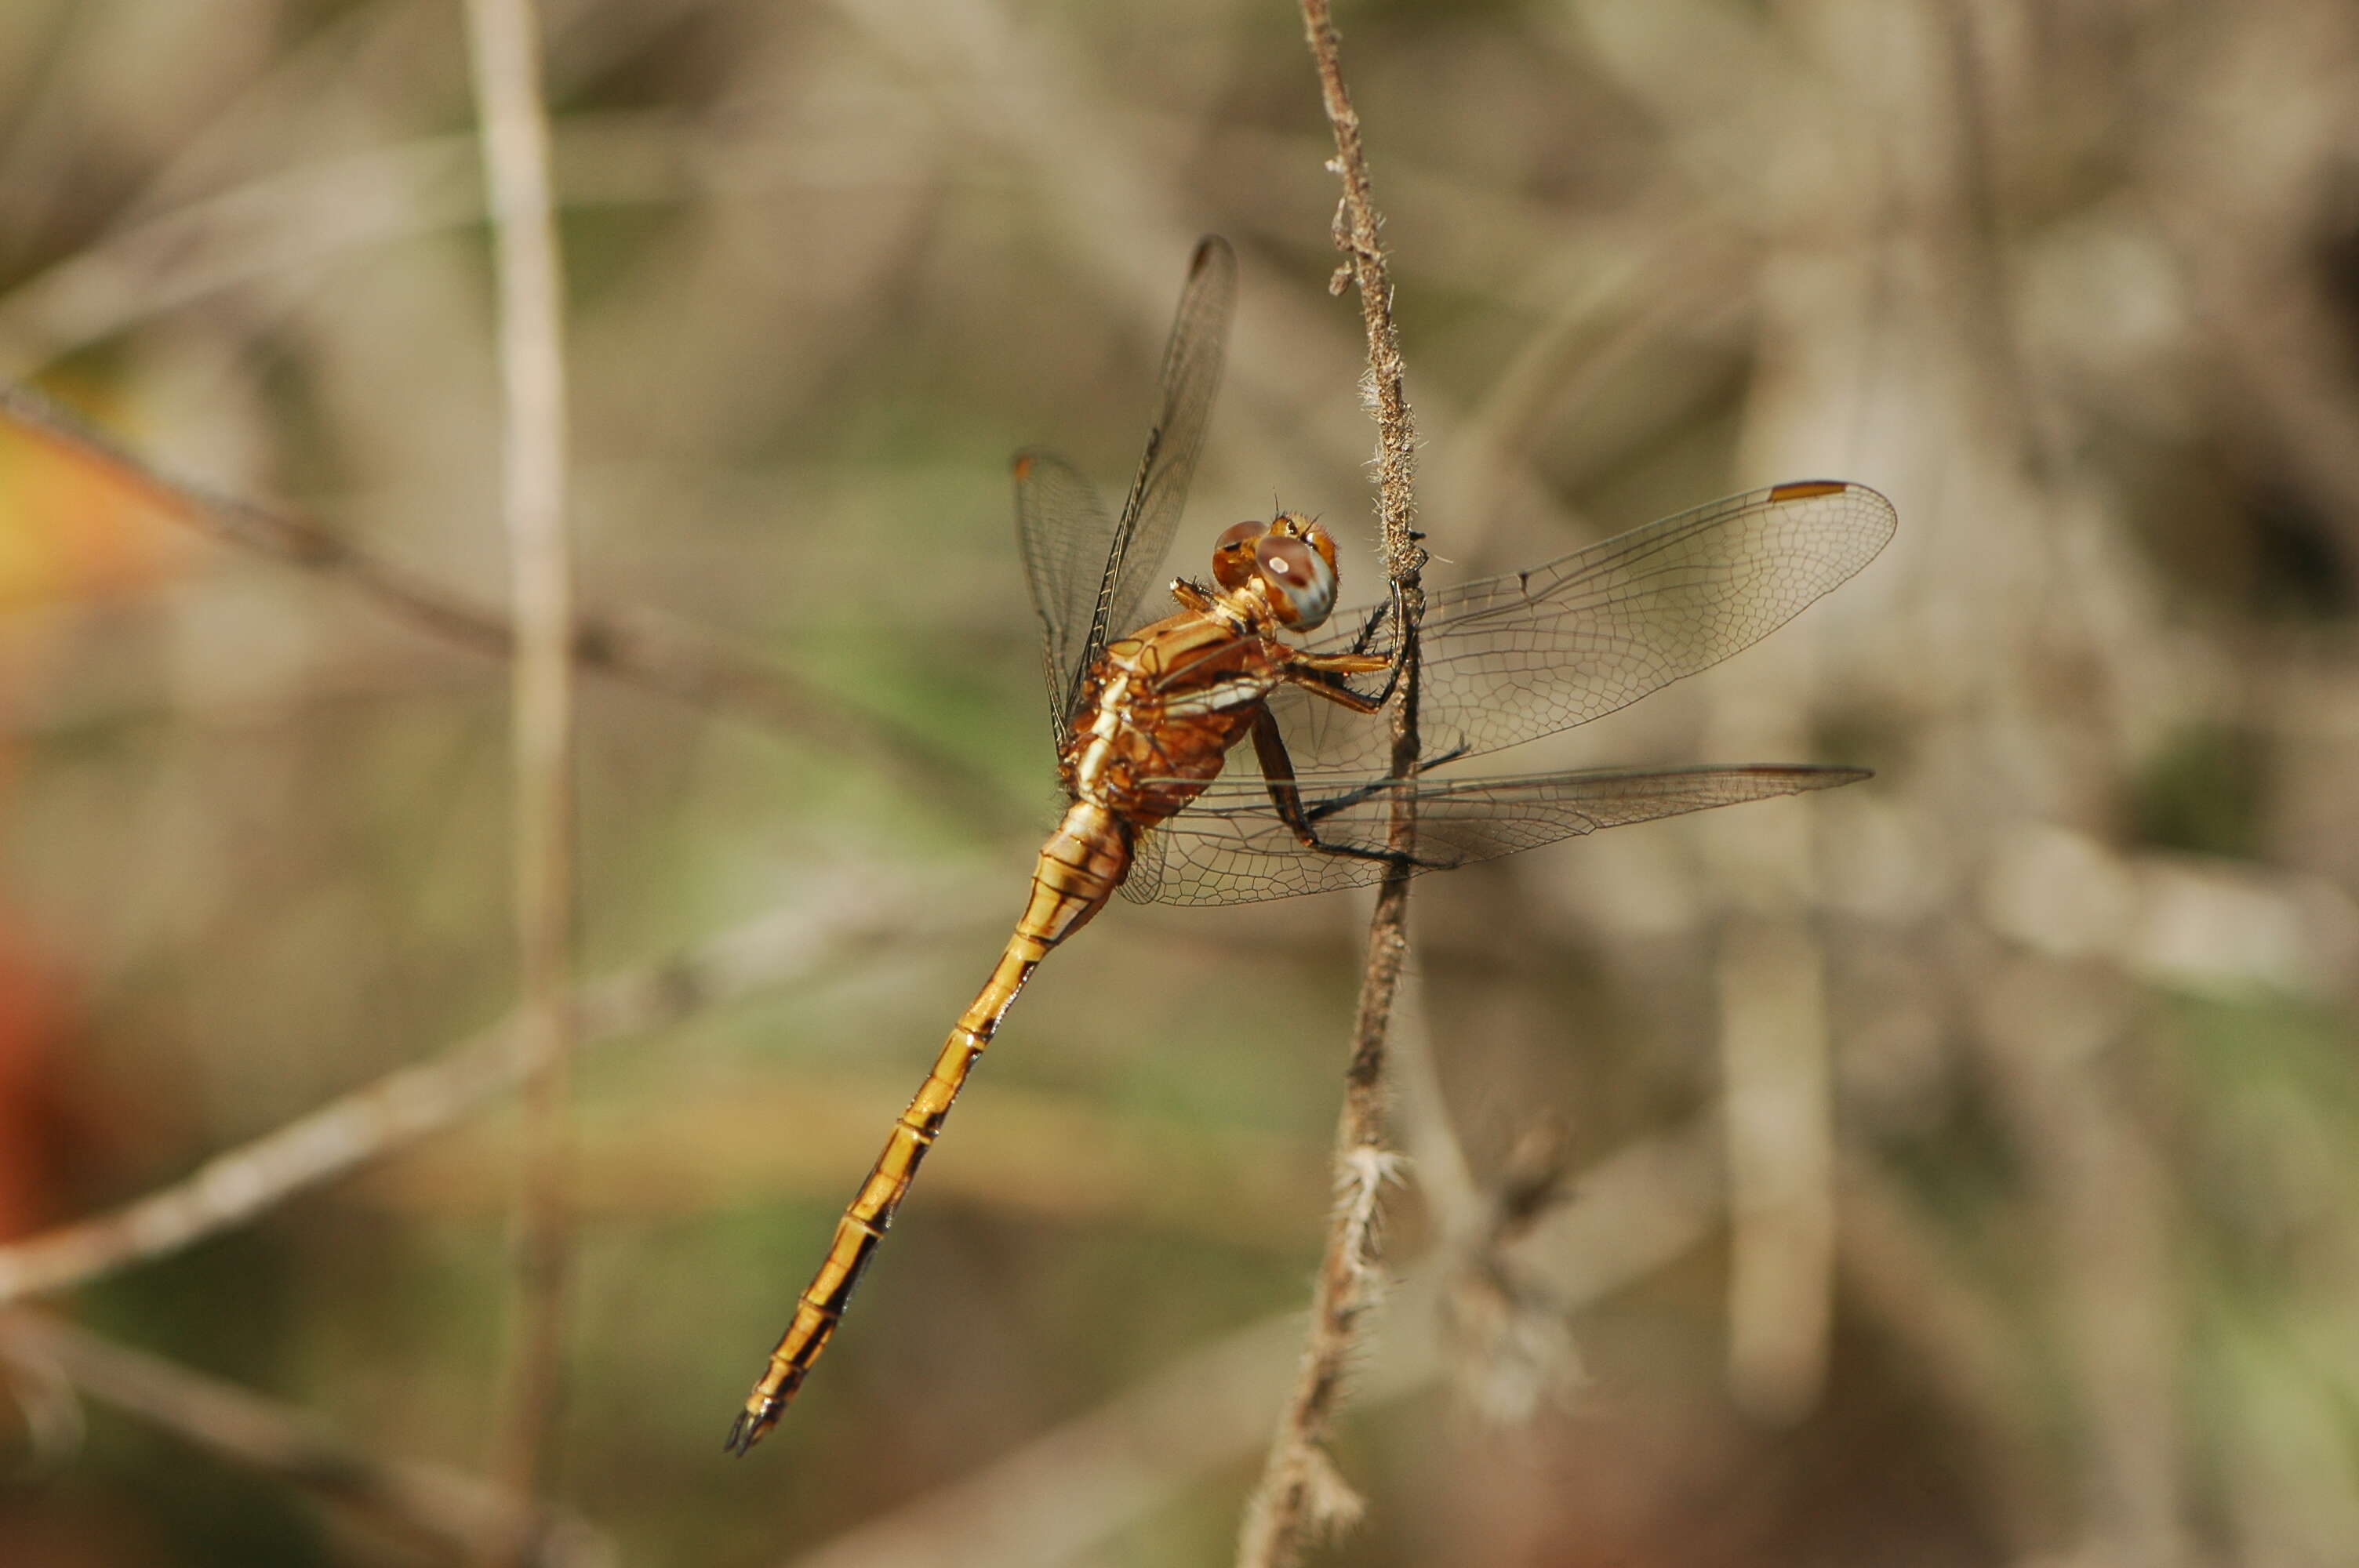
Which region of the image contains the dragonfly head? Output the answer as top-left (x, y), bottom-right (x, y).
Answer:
top-left (1209, 514), bottom-right (1339, 631)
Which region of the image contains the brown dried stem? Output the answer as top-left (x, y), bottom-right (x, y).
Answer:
top-left (0, 1312), bottom-right (614, 1567)
top-left (1237, 4), bottom-right (1425, 1564)
top-left (0, 381), bottom-right (1018, 832)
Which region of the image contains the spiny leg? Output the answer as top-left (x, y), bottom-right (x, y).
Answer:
top-left (1246, 707), bottom-right (1445, 873)
top-left (1289, 647), bottom-right (1394, 711)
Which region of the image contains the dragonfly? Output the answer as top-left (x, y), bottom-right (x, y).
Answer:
top-left (725, 235), bottom-right (1896, 1454)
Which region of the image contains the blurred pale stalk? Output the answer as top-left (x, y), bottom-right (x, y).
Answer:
top-left (1976, 957), bottom-right (2186, 1568)
top-left (1928, 0), bottom-right (2197, 1551)
top-left (1707, 233), bottom-right (1871, 1432)
top-left (1713, 913), bottom-right (1834, 1423)
top-left (463, 0), bottom-right (576, 1533)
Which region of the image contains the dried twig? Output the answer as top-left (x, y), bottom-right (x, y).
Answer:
top-left (464, 0), bottom-right (576, 1528)
top-left (1438, 1120), bottom-right (1586, 1424)
top-left (0, 1312), bottom-right (614, 1567)
top-left (1237, 5), bottom-right (1425, 1563)
top-left (1389, 973), bottom-right (1585, 1421)
top-left (0, 380), bottom-right (1020, 832)
top-left (0, 880), bottom-right (944, 1308)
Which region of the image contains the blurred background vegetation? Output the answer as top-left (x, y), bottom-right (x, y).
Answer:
top-left (2, 0), bottom-right (2357, 1563)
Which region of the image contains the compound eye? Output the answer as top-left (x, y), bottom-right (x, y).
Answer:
top-left (1296, 519), bottom-right (1340, 574)
top-left (1255, 535), bottom-right (1337, 630)
top-left (1212, 521), bottom-right (1265, 590)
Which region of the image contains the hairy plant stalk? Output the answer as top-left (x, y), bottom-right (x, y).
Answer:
top-left (463, 0), bottom-right (576, 1541)
top-left (1237, 3), bottom-right (1425, 1563)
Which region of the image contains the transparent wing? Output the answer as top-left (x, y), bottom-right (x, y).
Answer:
top-left (1096, 236), bottom-right (1236, 664)
top-left (1013, 236), bottom-right (1237, 752)
top-left (1122, 764), bottom-right (1868, 907)
top-left (1270, 481), bottom-right (1898, 777)
top-left (1012, 452), bottom-right (1114, 753)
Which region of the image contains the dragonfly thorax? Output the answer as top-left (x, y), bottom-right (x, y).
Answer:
top-left (1061, 612), bottom-right (1282, 822)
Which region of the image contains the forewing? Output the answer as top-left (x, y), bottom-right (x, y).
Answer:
top-left (1270, 481), bottom-right (1898, 776)
top-left (1013, 237), bottom-right (1238, 752)
top-left (1096, 237), bottom-right (1236, 658)
top-left (1012, 450), bottom-right (1115, 752)
top-left (1069, 238), bottom-right (1237, 719)
top-left (1123, 763), bottom-right (1868, 907)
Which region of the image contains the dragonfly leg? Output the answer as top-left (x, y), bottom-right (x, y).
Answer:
top-left (1249, 709), bottom-right (1441, 871)
top-left (1285, 648), bottom-right (1392, 713)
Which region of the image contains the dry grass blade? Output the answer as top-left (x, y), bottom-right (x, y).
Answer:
top-left (0, 1312), bottom-right (615, 1567)
top-left (0, 881), bottom-right (936, 1308)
